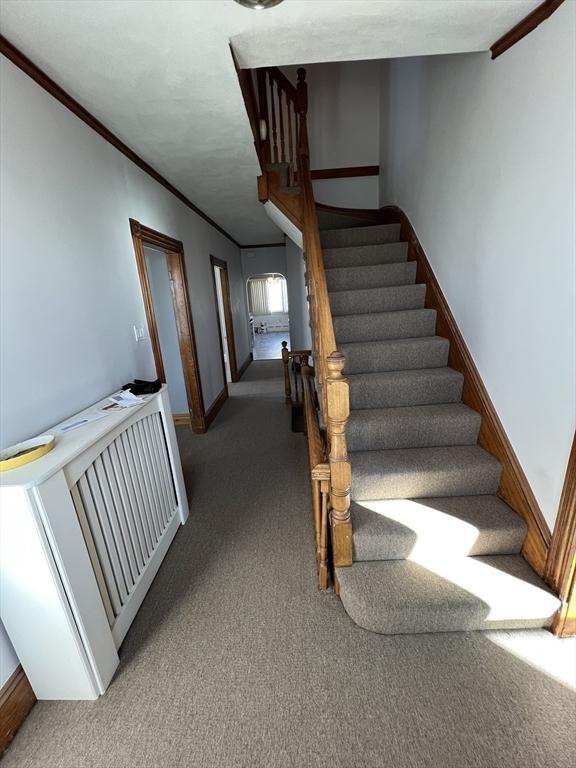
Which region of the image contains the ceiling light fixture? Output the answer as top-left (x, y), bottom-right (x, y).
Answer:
top-left (234, 0), bottom-right (285, 10)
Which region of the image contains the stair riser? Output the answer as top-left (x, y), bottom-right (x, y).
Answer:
top-left (352, 531), bottom-right (526, 561)
top-left (334, 309), bottom-right (437, 344)
top-left (342, 338), bottom-right (450, 375)
top-left (351, 496), bottom-right (527, 561)
top-left (330, 284), bottom-right (426, 316)
top-left (323, 242), bottom-right (408, 269)
top-left (348, 372), bottom-right (464, 409)
top-left (347, 410), bottom-right (481, 452)
top-left (338, 599), bottom-right (554, 635)
top-left (326, 262), bottom-right (417, 292)
top-left (350, 460), bottom-right (501, 500)
top-left (321, 223), bottom-right (401, 249)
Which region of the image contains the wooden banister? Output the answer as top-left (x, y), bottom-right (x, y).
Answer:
top-left (253, 65), bottom-right (354, 574)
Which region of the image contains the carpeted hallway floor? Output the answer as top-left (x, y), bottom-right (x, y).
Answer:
top-left (3, 362), bottom-right (575, 768)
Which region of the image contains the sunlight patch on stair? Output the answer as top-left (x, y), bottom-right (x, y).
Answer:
top-left (355, 498), bottom-right (481, 557)
top-left (408, 556), bottom-right (559, 622)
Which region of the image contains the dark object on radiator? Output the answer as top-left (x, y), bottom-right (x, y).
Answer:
top-left (121, 378), bottom-right (162, 396)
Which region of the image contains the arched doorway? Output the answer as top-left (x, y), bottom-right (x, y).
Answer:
top-left (246, 273), bottom-right (290, 359)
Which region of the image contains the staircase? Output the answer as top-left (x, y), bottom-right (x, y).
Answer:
top-left (237, 63), bottom-right (562, 635)
top-left (321, 218), bottom-right (560, 634)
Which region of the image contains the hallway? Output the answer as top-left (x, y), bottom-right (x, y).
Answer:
top-left (252, 331), bottom-right (290, 360)
top-left (3, 362), bottom-right (575, 768)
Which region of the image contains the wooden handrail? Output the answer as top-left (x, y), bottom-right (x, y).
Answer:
top-left (294, 68), bottom-right (352, 570)
top-left (255, 66), bottom-right (353, 573)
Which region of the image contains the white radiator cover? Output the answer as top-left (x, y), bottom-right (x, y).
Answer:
top-left (0, 387), bottom-right (189, 700)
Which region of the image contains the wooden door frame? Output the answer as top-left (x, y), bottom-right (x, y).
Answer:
top-left (130, 219), bottom-right (207, 433)
top-left (210, 255), bottom-right (239, 383)
top-left (545, 433), bottom-right (576, 636)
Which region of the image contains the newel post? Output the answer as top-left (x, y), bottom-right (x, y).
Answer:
top-left (326, 351), bottom-right (353, 567)
top-left (281, 341), bottom-right (291, 403)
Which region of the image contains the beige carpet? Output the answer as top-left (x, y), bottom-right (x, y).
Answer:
top-left (3, 361), bottom-right (575, 768)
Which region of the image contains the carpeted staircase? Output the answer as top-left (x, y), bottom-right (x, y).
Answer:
top-left (320, 219), bottom-right (560, 634)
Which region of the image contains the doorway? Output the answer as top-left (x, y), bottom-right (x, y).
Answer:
top-left (130, 219), bottom-right (208, 433)
top-left (210, 256), bottom-right (239, 383)
top-left (246, 273), bottom-right (290, 360)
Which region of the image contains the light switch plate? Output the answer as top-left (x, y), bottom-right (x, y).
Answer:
top-left (133, 324), bottom-right (147, 342)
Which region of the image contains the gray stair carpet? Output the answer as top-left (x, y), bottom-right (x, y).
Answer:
top-left (324, 218), bottom-right (559, 634)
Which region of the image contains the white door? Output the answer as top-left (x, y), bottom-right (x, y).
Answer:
top-left (214, 266), bottom-right (232, 383)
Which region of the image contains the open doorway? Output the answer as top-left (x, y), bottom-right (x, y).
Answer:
top-left (130, 219), bottom-right (208, 433)
top-left (210, 256), bottom-right (239, 383)
top-left (246, 273), bottom-right (290, 360)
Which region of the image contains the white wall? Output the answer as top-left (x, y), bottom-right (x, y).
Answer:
top-left (144, 246), bottom-right (189, 414)
top-left (283, 60), bottom-right (381, 208)
top-left (379, 1), bottom-right (576, 528)
top-left (241, 246), bottom-right (287, 282)
top-left (285, 239), bottom-right (312, 351)
top-left (0, 57), bottom-right (250, 685)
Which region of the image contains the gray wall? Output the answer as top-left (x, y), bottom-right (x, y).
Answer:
top-left (283, 60), bottom-right (380, 208)
top-left (241, 246), bottom-right (287, 282)
top-left (144, 246), bottom-right (189, 414)
top-left (285, 239), bottom-right (312, 351)
top-left (0, 58), bottom-right (250, 684)
top-left (378, 1), bottom-right (575, 528)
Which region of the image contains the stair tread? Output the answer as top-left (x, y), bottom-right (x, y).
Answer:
top-left (347, 403), bottom-right (481, 451)
top-left (336, 555), bottom-right (560, 634)
top-left (329, 284), bottom-right (427, 316)
top-left (351, 444), bottom-right (502, 500)
top-left (341, 336), bottom-right (450, 376)
top-left (323, 242), bottom-right (408, 269)
top-left (334, 308), bottom-right (437, 344)
top-left (326, 261), bottom-right (416, 292)
top-left (348, 367), bottom-right (464, 408)
top-left (351, 495), bottom-right (527, 560)
top-left (321, 223), bottom-right (401, 249)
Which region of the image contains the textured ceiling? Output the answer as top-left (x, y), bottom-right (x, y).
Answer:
top-left (0, 0), bottom-right (540, 245)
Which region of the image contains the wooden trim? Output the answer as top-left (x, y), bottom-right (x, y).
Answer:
top-left (130, 219), bottom-right (184, 254)
top-left (490, 0), bottom-right (565, 59)
top-left (130, 219), bottom-right (207, 434)
top-left (241, 242), bottom-right (285, 249)
top-left (310, 165), bottom-right (379, 181)
top-left (204, 386), bottom-right (227, 429)
top-left (0, 35), bottom-right (240, 248)
top-left (237, 352), bottom-right (253, 379)
top-left (165, 251), bottom-right (207, 433)
top-left (315, 202), bottom-right (399, 224)
top-left (230, 45), bottom-right (262, 171)
top-left (0, 666), bottom-right (36, 754)
top-left (130, 223), bottom-right (167, 385)
top-left (173, 414), bottom-right (192, 427)
top-left (210, 255), bottom-right (238, 383)
top-left (546, 434), bottom-right (576, 636)
top-left (396, 207), bottom-right (551, 574)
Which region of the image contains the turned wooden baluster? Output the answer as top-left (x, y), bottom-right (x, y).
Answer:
top-left (278, 89), bottom-right (286, 164)
top-left (326, 351), bottom-right (352, 568)
top-left (319, 476), bottom-right (330, 589)
top-left (269, 73), bottom-right (278, 163)
top-left (287, 98), bottom-right (295, 184)
top-left (256, 69), bottom-right (270, 166)
top-left (281, 341), bottom-right (291, 403)
top-left (292, 358), bottom-right (300, 403)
